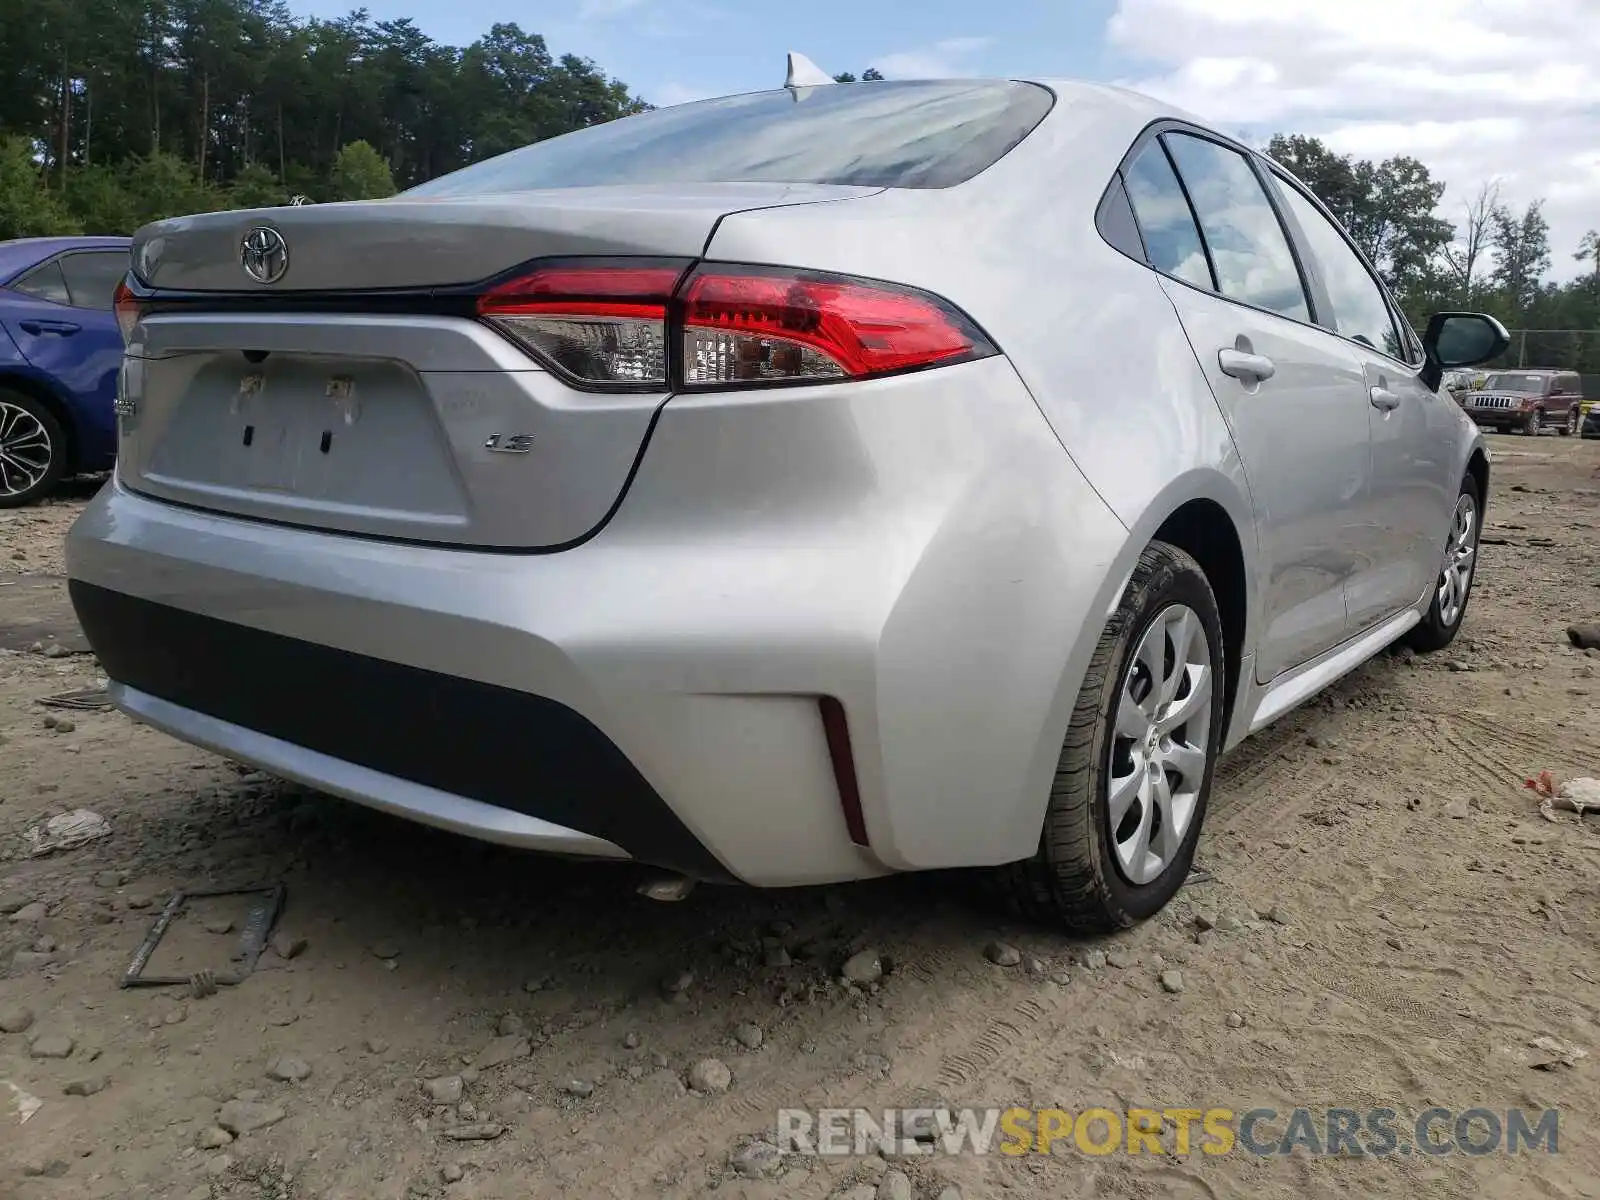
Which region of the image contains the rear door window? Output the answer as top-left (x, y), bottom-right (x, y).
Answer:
top-left (58, 251), bottom-right (129, 311)
top-left (1162, 133), bottom-right (1310, 322)
top-left (1272, 177), bottom-right (1406, 361)
top-left (1122, 143), bottom-right (1213, 290)
top-left (404, 80), bottom-right (1053, 195)
top-left (10, 259), bottom-right (70, 305)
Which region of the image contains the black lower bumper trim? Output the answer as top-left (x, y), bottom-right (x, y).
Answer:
top-left (68, 581), bottom-right (731, 881)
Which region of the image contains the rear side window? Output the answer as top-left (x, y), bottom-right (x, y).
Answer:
top-left (1123, 144), bottom-right (1213, 290)
top-left (11, 259), bottom-right (70, 305)
top-left (1162, 133), bottom-right (1309, 322)
top-left (58, 251), bottom-right (129, 311)
top-left (404, 81), bottom-right (1053, 195)
top-left (1273, 179), bottom-right (1405, 361)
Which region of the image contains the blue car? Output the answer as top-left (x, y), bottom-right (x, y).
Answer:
top-left (0, 236), bottom-right (130, 506)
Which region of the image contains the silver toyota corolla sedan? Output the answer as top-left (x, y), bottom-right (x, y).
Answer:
top-left (68, 75), bottom-right (1507, 931)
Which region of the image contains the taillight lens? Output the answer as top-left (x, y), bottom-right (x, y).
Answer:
top-left (476, 261), bottom-right (685, 388)
top-left (473, 259), bottom-right (995, 391)
top-left (679, 266), bottom-right (994, 387)
top-left (113, 278), bottom-right (142, 344)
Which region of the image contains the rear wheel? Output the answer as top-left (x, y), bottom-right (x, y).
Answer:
top-left (996, 542), bottom-right (1225, 932)
top-left (0, 390), bottom-right (66, 509)
top-left (1406, 473), bottom-right (1479, 653)
top-left (1561, 407), bottom-right (1578, 436)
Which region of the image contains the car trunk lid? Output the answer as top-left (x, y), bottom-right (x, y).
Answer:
top-left (116, 184), bottom-right (879, 549)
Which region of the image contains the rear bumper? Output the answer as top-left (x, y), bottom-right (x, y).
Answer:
top-left (66, 357), bottom-right (1130, 886)
top-left (73, 581), bottom-right (705, 873)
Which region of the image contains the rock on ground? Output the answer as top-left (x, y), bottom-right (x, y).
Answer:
top-left (984, 941), bottom-right (1022, 967)
top-left (473, 1034), bottom-right (530, 1070)
top-left (0, 1004), bottom-right (35, 1033)
top-left (197, 1127), bottom-right (235, 1149)
top-left (28, 1033), bottom-right (74, 1059)
top-left (424, 1076), bottom-right (465, 1104)
top-left (216, 1099), bottom-right (286, 1135)
top-left (840, 949), bottom-right (882, 985)
top-left (687, 1058), bottom-right (732, 1093)
top-left (729, 1139), bottom-right (784, 1179)
top-left (266, 1056), bottom-right (312, 1082)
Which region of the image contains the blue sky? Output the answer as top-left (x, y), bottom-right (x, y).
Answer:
top-left (292, 0), bottom-right (1134, 110)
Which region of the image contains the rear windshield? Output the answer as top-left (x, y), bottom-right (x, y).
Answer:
top-left (404, 80), bottom-right (1053, 196)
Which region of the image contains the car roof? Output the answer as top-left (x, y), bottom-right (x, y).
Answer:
top-left (1025, 78), bottom-right (1184, 118)
top-left (0, 236), bottom-right (132, 286)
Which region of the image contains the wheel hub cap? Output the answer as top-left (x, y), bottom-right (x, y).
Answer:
top-left (0, 401), bottom-right (52, 497)
top-left (1436, 493), bottom-right (1478, 628)
top-left (1107, 604), bottom-right (1213, 886)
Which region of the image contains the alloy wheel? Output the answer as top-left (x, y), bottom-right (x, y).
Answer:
top-left (1436, 492), bottom-right (1478, 628)
top-left (0, 401), bottom-right (53, 499)
top-left (1528, 409), bottom-right (1543, 435)
top-left (1107, 604), bottom-right (1213, 886)
top-left (1568, 409), bottom-right (1579, 435)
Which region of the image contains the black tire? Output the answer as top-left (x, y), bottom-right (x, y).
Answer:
top-left (0, 389), bottom-right (67, 508)
top-left (1406, 472), bottom-right (1481, 654)
top-left (1560, 408), bottom-right (1578, 437)
top-left (995, 542), bottom-right (1226, 932)
top-left (1525, 408), bottom-right (1543, 436)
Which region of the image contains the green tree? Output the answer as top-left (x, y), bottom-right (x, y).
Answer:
top-left (0, 135), bottom-right (78, 237)
top-left (1267, 135), bottom-right (1451, 295)
top-left (1265, 134), bottom-right (1363, 221)
top-left (832, 67), bottom-right (884, 83)
top-left (64, 162), bottom-right (138, 232)
top-left (1489, 200), bottom-right (1551, 317)
top-left (229, 161), bottom-right (285, 208)
top-left (1439, 180), bottom-right (1499, 307)
top-left (329, 139), bottom-right (395, 201)
top-left (1577, 229), bottom-right (1600, 286)
top-left (121, 150), bottom-right (224, 225)
top-left (0, 0), bottom-right (644, 207)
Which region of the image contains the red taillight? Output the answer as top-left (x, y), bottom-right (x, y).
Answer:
top-left (473, 259), bottom-right (995, 391)
top-left (476, 261), bottom-right (684, 388)
top-left (113, 279), bottom-right (142, 344)
top-left (679, 266), bottom-right (993, 386)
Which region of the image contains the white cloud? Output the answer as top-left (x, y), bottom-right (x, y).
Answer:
top-left (870, 37), bottom-right (993, 80)
top-left (1108, 0), bottom-right (1600, 280)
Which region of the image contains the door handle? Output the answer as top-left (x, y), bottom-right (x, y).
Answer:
top-left (18, 319), bottom-right (80, 336)
top-left (1218, 348), bottom-right (1275, 382)
top-left (1369, 386), bottom-right (1401, 411)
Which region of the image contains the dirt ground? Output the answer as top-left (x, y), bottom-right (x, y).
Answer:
top-left (4, 436), bottom-right (1600, 1200)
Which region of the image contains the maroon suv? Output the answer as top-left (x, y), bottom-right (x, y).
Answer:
top-left (1462, 369), bottom-right (1584, 436)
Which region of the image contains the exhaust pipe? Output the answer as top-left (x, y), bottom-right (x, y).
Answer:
top-left (637, 875), bottom-right (696, 902)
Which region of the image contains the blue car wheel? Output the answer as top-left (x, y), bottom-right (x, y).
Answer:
top-left (0, 388), bottom-right (67, 507)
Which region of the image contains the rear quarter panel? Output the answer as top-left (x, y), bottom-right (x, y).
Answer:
top-left (706, 87), bottom-right (1264, 857)
top-left (707, 84), bottom-right (1262, 719)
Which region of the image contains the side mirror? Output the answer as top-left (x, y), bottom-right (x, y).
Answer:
top-left (1420, 312), bottom-right (1510, 391)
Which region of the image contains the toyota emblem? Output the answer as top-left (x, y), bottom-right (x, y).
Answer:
top-left (240, 226), bottom-right (289, 284)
